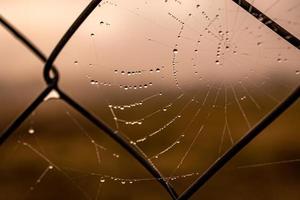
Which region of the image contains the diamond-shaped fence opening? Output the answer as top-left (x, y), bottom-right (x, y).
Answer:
top-left (0, 0), bottom-right (299, 199)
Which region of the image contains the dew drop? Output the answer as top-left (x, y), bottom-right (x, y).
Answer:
top-left (296, 70), bottom-right (300, 75)
top-left (100, 179), bottom-right (105, 183)
top-left (173, 48), bottom-right (178, 54)
top-left (113, 153), bottom-right (119, 158)
top-left (90, 80), bottom-right (98, 85)
top-left (44, 90), bottom-right (60, 101)
top-left (28, 128), bottom-right (35, 134)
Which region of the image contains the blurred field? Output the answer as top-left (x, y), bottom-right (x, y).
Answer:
top-left (0, 88), bottom-right (299, 200)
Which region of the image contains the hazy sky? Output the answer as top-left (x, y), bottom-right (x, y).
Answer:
top-left (1, 0), bottom-right (299, 89)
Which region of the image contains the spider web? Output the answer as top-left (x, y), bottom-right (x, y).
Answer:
top-left (0, 0), bottom-right (300, 199)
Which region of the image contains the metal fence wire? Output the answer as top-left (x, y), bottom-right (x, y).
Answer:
top-left (0, 0), bottom-right (299, 199)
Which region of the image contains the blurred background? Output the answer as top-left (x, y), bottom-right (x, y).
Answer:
top-left (0, 0), bottom-right (300, 199)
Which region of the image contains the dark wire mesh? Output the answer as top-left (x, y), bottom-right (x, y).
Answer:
top-left (0, 0), bottom-right (299, 199)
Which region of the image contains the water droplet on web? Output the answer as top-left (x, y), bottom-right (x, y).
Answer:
top-left (28, 128), bottom-right (35, 134)
top-left (90, 80), bottom-right (98, 85)
top-left (121, 181), bottom-right (126, 185)
top-left (74, 61), bottom-right (78, 65)
top-left (100, 179), bottom-right (105, 183)
top-left (173, 48), bottom-right (178, 54)
top-left (296, 70), bottom-right (300, 75)
top-left (48, 165), bottom-right (53, 169)
top-left (44, 90), bottom-right (60, 101)
top-left (113, 153), bottom-right (119, 158)
top-left (215, 60), bottom-right (220, 65)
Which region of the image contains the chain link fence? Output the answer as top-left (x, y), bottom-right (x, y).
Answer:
top-left (1, 0), bottom-right (299, 199)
